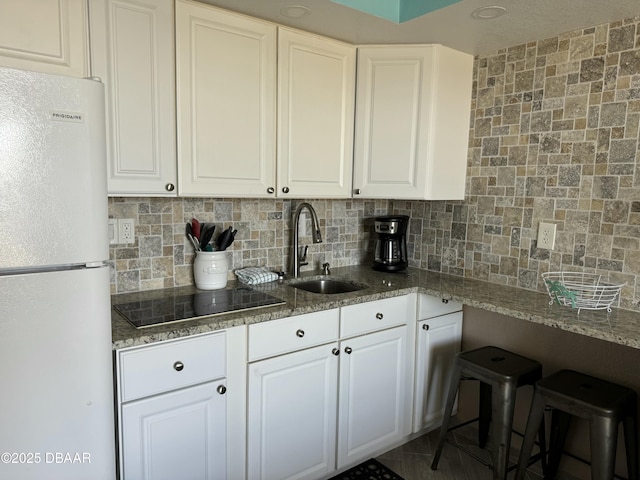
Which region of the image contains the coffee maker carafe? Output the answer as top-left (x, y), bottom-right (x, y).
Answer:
top-left (373, 215), bottom-right (409, 272)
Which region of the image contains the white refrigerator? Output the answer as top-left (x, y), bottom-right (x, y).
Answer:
top-left (0, 67), bottom-right (116, 479)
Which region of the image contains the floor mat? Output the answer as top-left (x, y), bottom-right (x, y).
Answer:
top-left (328, 458), bottom-right (405, 480)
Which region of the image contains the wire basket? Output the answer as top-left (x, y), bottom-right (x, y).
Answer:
top-left (542, 272), bottom-right (624, 313)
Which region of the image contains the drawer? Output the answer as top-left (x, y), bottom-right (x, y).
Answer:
top-left (249, 309), bottom-right (339, 361)
top-left (340, 295), bottom-right (408, 338)
top-left (418, 294), bottom-right (462, 320)
top-left (119, 332), bottom-right (226, 403)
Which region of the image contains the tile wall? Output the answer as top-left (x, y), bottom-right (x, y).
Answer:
top-left (109, 15), bottom-right (640, 312)
top-left (109, 197), bottom-right (389, 293)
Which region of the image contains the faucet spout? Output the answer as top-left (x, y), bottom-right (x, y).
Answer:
top-left (292, 202), bottom-right (322, 278)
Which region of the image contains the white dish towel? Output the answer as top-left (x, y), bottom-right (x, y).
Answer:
top-left (235, 267), bottom-right (279, 285)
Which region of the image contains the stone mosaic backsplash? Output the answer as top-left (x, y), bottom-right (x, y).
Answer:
top-left (109, 15), bottom-right (640, 312)
top-left (109, 197), bottom-right (389, 293)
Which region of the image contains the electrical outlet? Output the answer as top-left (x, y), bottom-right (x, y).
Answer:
top-left (108, 219), bottom-right (118, 245)
top-left (537, 222), bottom-right (556, 249)
top-left (118, 218), bottom-right (135, 244)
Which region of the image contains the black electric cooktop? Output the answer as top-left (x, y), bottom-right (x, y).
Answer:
top-left (113, 287), bottom-right (286, 329)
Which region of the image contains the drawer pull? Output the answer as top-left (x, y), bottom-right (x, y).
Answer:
top-left (442, 298), bottom-right (449, 304)
top-left (217, 385), bottom-right (227, 395)
top-left (344, 346), bottom-right (352, 354)
top-left (173, 361), bottom-right (184, 372)
top-left (375, 312), bottom-right (383, 320)
top-left (332, 348), bottom-right (340, 356)
top-left (296, 329), bottom-right (305, 338)
top-left (422, 324), bottom-right (430, 331)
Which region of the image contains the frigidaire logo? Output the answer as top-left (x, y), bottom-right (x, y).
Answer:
top-left (50, 111), bottom-right (84, 123)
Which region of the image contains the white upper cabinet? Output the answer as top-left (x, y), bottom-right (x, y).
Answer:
top-left (90, 0), bottom-right (178, 196)
top-left (176, 0), bottom-right (277, 198)
top-left (0, 0), bottom-right (88, 77)
top-left (277, 28), bottom-right (355, 199)
top-left (353, 45), bottom-right (473, 200)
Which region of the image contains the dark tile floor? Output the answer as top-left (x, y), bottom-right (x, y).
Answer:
top-left (375, 425), bottom-right (567, 480)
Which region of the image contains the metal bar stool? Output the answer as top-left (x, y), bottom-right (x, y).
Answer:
top-left (515, 369), bottom-right (638, 480)
top-left (431, 346), bottom-right (546, 480)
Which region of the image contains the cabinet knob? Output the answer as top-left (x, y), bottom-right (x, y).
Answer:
top-left (165, 183), bottom-right (175, 192)
top-left (442, 298), bottom-right (449, 304)
top-left (422, 324), bottom-right (430, 331)
top-left (267, 187), bottom-right (275, 194)
top-left (282, 187), bottom-right (290, 194)
top-left (344, 346), bottom-right (352, 354)
top-left (296, 329), bottom-right (305, 338)
top-left (354, 189), bottom-right (361, 195)
top-left (217, 385), bottom-right (227, 395)
top-left (375, 312), bottom-right (384, 320)
top-left (173, 361), bottom-right (184, 372)
top-left (332, 348), bottom-right (340, 356)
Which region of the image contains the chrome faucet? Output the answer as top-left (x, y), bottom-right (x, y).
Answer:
top-left (291, 202), bottom-right (322, 278)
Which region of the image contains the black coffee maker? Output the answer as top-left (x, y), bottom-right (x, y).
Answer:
top-left (373, 215), bottom-right (409, 272)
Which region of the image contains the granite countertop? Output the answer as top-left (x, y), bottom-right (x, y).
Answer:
top-left (111, 265), bottom-right (640, 350)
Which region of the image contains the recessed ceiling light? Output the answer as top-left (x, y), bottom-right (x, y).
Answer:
top-left (471, 5), bottom-right (507, 20)
top-left (280, 5), bottom-right (312, 19)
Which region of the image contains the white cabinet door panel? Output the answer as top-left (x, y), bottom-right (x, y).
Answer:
top-left (0, 0), bottom-right (88, 76)
top-left (337, 326), bottom-right (408, 468)
top-left (277, 28), bottom-right (355, 198)
top-left (90, 0), bottom-right (177, 195)
top-left (176, 0), bottom-right (276, 197)
top-left (248, 344), bottom-right (339, 480)
top-left (413, 312), bottom-right (462, 432)
top-left (121, 381), bottom-right (226, 480)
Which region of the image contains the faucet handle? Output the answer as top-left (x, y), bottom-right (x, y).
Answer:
top-left (322, 262), bottom-right (330, 275)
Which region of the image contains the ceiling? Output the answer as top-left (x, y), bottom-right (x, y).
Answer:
top-left (197, 0), bottom-right (640, 55)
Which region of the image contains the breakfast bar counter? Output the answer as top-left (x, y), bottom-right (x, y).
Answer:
top-left (111, 266), bottom-right (640, 350)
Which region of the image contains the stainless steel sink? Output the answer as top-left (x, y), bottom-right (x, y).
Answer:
top-left (289, 279), bottom-right (365, 294)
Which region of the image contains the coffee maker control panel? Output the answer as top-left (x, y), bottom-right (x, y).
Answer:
top-left (375, 220), bottom-right (402, 234)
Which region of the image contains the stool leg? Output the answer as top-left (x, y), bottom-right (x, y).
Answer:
top-left (589, 416), bottom-right (618, 480)
top-left (492, 382), bottom-right (517, 480)
top-left (479, 382), bottom-right (492, 448)
top-left (431, 364), bottom-right (462, 471)
top-left (547, 409), bottom-right (571, 479)
top-left (623, 411), bottom-right (638, 480)
top-left (515, 390), bottom-right (546, 480)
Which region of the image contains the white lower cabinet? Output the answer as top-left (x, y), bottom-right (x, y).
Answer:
top-left (247, 296), bottom-right (415, 480)
top-left (121, 381), bottom-right (226, 480)
top-left (413, 296), bottom-right (463, 433)
top-left (337, 325), bottom-right (408, 468)
top-left (116, 327), bottom-right (247, 480)
top-left (248, 343), bottom-right (339, 480)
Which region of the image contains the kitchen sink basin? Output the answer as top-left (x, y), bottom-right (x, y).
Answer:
top-left (289, 279), bottom-right (365, 295)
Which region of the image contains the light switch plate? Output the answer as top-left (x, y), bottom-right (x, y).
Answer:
top-left (537, 222), bottom-right (556, 249)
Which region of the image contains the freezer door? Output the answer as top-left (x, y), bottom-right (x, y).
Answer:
top-left (0, 67), bottom-right (108, 270)
top-left (0, 267), bottom-right (116, 480)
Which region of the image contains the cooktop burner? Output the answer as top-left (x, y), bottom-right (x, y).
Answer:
top-left (113, 287), bottom-right (286, 329)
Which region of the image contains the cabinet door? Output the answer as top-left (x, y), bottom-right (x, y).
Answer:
top-left (121, 381), bottom-right (227, 480)
top-left (413, 312), bottom-right (463, 432)
top-left (0, 0), bottom-right (88, 77)
top-left (248, 343), bottom-right (339, 480)
top-left (337, 325), bottom-right (408, 468)
top-left (277, 28), bottom-right (355, 198)
top-left (90, 0), bottom-right (177, 196)
top-left (176, 0), bottom-right (277, 198)
top-left (353, 45), bottom-right (472, 200)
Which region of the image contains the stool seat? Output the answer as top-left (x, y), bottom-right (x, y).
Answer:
top-left (431, 346), bottom-right (545, 480)
top-left (457, 346), bottom-right (543, 385)
top-left (515, 369), bottom-right (638, 480)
